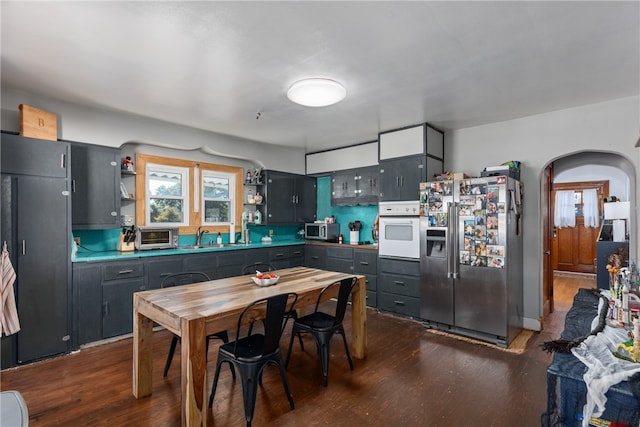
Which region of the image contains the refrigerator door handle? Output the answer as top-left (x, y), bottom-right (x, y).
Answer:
top-left (448, 201), bottom-right (460, 279)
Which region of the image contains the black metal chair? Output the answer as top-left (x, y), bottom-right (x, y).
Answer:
top-left (285, 276), bottom-right (357, 386)
top-left (242, 262), bottom-right (304, 350)
top-left (161, 272), bottom-right (231, 377)
top-left (208, 292), bottom-right (298, 427)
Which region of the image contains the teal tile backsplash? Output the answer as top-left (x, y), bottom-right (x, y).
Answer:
top-left (316, 176), bottom-right (378, 243)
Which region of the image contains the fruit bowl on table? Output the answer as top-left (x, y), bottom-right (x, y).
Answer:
top-left (252, 275), bottom-right (279, 287)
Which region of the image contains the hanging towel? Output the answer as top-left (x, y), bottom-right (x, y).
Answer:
top-left (1, 242), bottom-right (20, 336)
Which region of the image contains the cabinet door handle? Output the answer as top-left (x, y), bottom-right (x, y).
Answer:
top-left (396, 176), bottom-right (400, 187)
top-left (311, 256), bottom-right (319, 260)
top-left (118, 269), bottom-right (134, 275)
top-left (61, 153), bottom-right (66, 169)
top-left (291, 250), bottom-right (302, 256)
top-left (394, 300), bottom-right (405, 306)
top-left (103, 302), bottom-right (109, 316)
top-left (273, 253), bottom-right (285, 259)
top-left (359, 261), bottom-right (369, 266)
top-left (21, 240), bottom-right (26, 255)
top-left (393, 280), bottom-right (405, 286)
top-left (71, 179), bottom-right (76, 192)
top-left (160, 272), bottom-right (172, 277)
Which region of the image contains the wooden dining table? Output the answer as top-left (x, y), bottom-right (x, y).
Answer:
top-left (132, 266), bottom-right (367, 427)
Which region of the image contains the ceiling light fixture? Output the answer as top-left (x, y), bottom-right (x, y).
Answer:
top-left (287, 78), bottom-right (346, 107)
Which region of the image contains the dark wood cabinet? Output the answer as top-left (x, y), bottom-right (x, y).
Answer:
top-left (378, 257), bottom-right (420, 317)
top-left (70, 142), bottom-right (120, 229)
top-left (379, 156), bottom-right (426, 202)
top-left (265, 171), bottom-right (316, 223)
top-left (331, 165), bottom-right (378, 206)
top-left (0, 133), bottom-right (71, 367)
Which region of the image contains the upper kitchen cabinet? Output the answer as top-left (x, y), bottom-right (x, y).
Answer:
top-left (331, 165), bottom-right (379, 206)
top-left (265, 170), bottom-right (316, 223)
top-left (70, 142), bottom-right (120, 229)
top-left (378, 124), bottom-right (444, 201)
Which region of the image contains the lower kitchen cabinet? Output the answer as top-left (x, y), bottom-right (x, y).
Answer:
top-left (354, 249), bottom-right (378, 308)
top-left (305, 244), bottom-right (378, 308)
top-left (146, 257), bottom-right (184, 289)
top-left (72, 245), bottom-right (308, 348)
top-left (378, 257), bottom-right (421, 317)
top-left (102, 275), bottom-right (146, 338)
top-left (304, 244), bottom-right (327, 269)
top-left (269, 245), bottom-right (305, 269)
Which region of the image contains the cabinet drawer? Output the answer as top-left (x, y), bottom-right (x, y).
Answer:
top-left (366, 290), bottom-right (377, 307)
top-left (354, 250), bottom-right (377, 275)
top-left (379, 292), bottom-right (420, 317)
top-left (379, 258), bottom-right (420, 276)
top-left (326, 257), bottom-right (353, 274)
top-left (288, 246), bottom-right (305, 259)
top-left (102, 262), bottom-right (144, 281)
top-left (268, 247), bottom-right (290, 261)
top-left (146, 259), bottom-right (184, 289)
top-left (379, 273), bottom-right (420, 297)
top-left (305, 245), bottom-right (326, 269)
top-left (326, 246), bottom-right (353, 259)
top-left (364, 275), bottom-right (377, 291)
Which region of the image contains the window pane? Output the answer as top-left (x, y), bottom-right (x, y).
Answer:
top-left (204, 201), bottom-right (230, 223)
top-left (203, 176), bottom-right (229, 199)
top-left (149, 171), bottom-right (183, 197)
top-left (150, 199), bottom-right (184, 223)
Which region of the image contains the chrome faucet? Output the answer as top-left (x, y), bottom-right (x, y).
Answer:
top-left (195, 226), bottom-right (209, 245)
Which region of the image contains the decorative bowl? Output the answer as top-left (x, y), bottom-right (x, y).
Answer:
top-left (252, 275), bottom-right (279, 287)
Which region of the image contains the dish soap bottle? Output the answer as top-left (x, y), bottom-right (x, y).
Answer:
top-left (254, 209), bottom-right (262, 225)
top-left (216, 232), bottom-right (223, 246)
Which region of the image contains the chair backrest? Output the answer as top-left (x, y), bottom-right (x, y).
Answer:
top-left (314, 277), bottom-right (358, 327)
top-left (241, 262), bottom-right (276, 275)
top-left (161, 271), bottom-right (211, 288)
top-left (234, 292), bottom-right (298, 355)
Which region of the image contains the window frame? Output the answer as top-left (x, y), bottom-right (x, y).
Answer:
top-left (201, 169), bottom-right (236, 226)
top-left (134, 153), bottom-right (244, 235)
top-left (145, 163), bottom-right (190, 227)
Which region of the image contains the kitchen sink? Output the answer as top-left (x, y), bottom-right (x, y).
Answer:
top-left (179, 245), bottom-right (212, 250)
top-left (179, 243), bottom-right (246, 250)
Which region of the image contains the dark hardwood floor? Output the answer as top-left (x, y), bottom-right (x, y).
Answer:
top-left (1, 273), bottom-right (594, 426)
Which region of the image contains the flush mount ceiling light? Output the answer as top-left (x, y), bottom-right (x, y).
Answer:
top-left (287, 78), bottom-right (346, 107)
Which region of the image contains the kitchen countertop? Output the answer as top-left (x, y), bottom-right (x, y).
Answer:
top-left (72, 239), bottom-right (378, 262)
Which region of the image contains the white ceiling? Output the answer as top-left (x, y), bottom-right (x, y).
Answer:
top-left (1, 1), bottom-right (638, 153)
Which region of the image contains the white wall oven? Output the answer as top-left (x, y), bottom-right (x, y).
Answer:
top-left (378, 201), bottom-right (421, 259)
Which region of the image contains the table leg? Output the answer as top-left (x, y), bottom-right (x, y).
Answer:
top-left (133, 298), bottom-right (153, 398)
top-left (181, 317), bottom-right (208, 427)
top-left (350, 276), bottom-right (367, 359)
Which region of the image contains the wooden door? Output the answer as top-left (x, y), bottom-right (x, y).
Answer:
top-left (552, 180), bottom-right (608, 274)
top-left (543, 165), bottom-right (554, 314)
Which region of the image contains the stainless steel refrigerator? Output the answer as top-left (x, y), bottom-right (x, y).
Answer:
top-left (419, 176), bottom-right (523, 347)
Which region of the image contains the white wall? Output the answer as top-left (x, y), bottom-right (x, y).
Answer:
top-left (554, 165), bottom-right (629, 201)
top-left (446, 95), bottom-right (640, 330)
top-left (0, 88), bottom-right (307, 173)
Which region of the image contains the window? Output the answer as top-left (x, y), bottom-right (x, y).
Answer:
top-left (202, 170), bottom-right (235, 225)
top-left (146, 164), bottom-right (189, 226)
top-left (135, 153), bottom-right (244, 233)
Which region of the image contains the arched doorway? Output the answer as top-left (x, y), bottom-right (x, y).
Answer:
top-left (542, 151), bottom-right (635, 316)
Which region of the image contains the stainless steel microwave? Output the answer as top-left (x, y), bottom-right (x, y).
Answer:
top-left (304, 223), bottom-right (340, 241)
top-left (135, 227), bottom-right (179, 250)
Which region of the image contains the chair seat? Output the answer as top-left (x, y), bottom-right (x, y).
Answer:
top-left (219, 334), bottom-right (273, 362)
top-left (296, 311), bottom-right (336, 331)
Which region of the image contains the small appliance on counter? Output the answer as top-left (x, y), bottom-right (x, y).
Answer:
top-left (305, 222), bottom-right (340, 241)
top-left (135, 227), bottom-right (179, 250)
